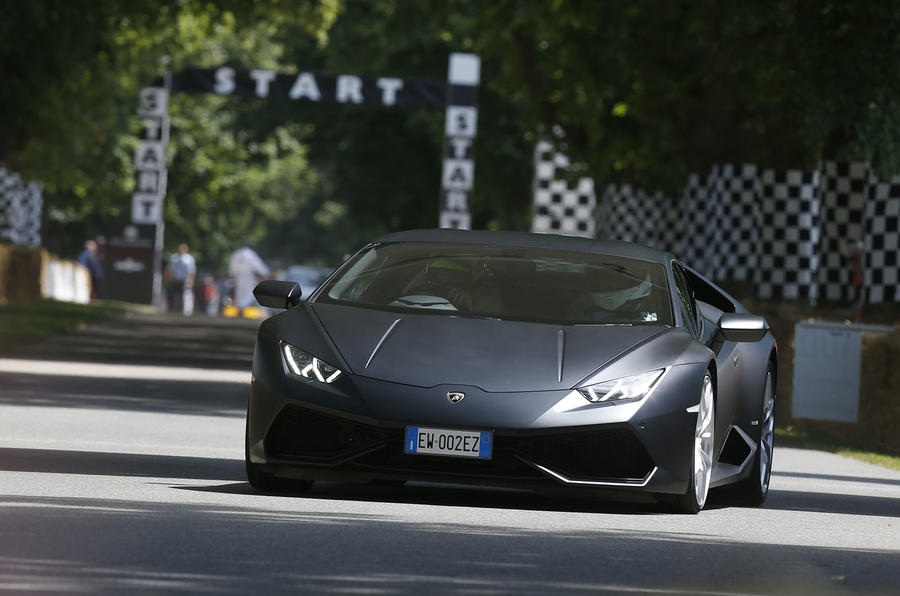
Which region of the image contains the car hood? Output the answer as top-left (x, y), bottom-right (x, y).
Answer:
top-left (311, 303), bottom-right (667, 392)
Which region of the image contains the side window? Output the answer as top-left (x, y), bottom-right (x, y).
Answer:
top-left (672, 262), bottom-right (700, 339)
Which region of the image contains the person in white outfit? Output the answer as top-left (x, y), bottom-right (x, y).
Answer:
top-left (228, 242), bottom-right (270, 310)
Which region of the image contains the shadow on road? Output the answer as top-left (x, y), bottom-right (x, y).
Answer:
top-left (0, 493), bottom-right (892, 595)
top-left (0, 447), bottom-right (242, 481)
top-left (0, 373), bottom-right (247, 417)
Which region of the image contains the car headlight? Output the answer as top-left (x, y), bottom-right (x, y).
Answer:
top-left (578, 369), bottom-right (665, 404)
top-left (281, 342), bottom-right (343, 383)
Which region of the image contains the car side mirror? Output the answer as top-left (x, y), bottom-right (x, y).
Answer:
top-left (253, 280), bottom-right (302, 309)
top-left (718, 313), bottom-right (768, 342)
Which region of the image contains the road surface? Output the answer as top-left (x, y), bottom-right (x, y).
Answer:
top-left (0, 313), bottom-right (897, 594)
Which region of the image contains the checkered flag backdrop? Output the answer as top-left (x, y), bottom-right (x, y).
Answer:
top-left (865, 178), bottom-right (900, 303)
top-left (709, 164), bottom-right (761, 281)
top-left (817, 162), bottom-right (869, 302)
top-left (531, 141), bottom-right (596, 237)
top-left (755, 169), bottom-right (821, 301)
top-left (0, 166), bottom-right (42, 246)
top-left (532, 142), bottom-right (899, 304)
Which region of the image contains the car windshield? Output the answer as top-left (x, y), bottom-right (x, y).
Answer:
top-left (317, 242), bottom-right (672, 326)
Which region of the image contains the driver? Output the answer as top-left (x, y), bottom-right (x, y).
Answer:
top-left (422, 258), bottom-right (480, 310)
top-left (569, 271), bottom-right (654, 322)
top-left (591, 272), bottom-right (652, 311)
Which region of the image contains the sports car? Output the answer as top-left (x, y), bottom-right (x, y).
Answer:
top-left (246, 229), bottom-right (777, 512)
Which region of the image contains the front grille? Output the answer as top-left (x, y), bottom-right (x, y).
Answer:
top-left (517, 427), bottom-right (654, 481)
top-left (265, 406), bottom-right (387, 462)
top-left (265, 405), bottom-right (654, 483)
top-left (352, 438), bottom-right (547, 482)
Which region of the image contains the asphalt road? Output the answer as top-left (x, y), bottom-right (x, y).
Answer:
top-left (0, 313), bottom-right (898, 594)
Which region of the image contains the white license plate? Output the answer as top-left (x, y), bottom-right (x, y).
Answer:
top-left (404, 426), bottom-right (493, 459)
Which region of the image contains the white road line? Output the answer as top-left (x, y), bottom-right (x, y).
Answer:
top-left (0, 358), bottom-right (250, 384)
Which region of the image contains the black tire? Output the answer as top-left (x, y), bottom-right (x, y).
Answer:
top-left (674, 371), bottom-right (715, 514)
top-left (734, 362), bottom-right (776, 506)
top-left (245, 418), bottom-right (314, 493)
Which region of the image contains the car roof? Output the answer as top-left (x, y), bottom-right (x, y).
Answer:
top-left (374, 229), bottom-right (668, 263)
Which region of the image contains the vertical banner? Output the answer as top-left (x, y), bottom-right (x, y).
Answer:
top-left (133, 86), bottom-right (169, 225)
top-left (439, 53), bottom-right (480, 229)
top-left (132, 84), bottom-right (170, 306)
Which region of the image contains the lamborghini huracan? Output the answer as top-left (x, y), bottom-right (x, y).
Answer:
top-left (245, 229), bottom-right (777, 513)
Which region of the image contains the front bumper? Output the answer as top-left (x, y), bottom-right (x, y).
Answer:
top-left (247, 339), bottom-right (705, 497)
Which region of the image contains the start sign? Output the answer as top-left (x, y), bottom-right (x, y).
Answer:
top-left (131, 54), bottom-right (480, 305)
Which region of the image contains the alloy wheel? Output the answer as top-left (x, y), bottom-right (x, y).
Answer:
top-left (693, 373), bottom-right (715, 508)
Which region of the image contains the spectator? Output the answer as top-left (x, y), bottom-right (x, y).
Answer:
top-left (164, 243), bottom-right (196, 315)
top-left (77, 240), bottom-right (103, 299)
top-left (229, 242), bottom-right (270, 310)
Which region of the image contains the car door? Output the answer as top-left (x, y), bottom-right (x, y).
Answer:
top-left (671, 261), bottom-right (740, 457)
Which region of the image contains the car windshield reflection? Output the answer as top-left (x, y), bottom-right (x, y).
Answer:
top-left (317, 242), bottom-right (673, 326)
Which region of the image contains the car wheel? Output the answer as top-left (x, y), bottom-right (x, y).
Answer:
top-left (735, 363), bottom-right (775, 506)
top-left (675, 371), bottom-right (715, 514)
top-left (245, 419), bottom-right (314, 493)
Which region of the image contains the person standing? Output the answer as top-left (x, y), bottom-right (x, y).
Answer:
top-left (77, 240), bottom-right (104, 299)
top-left (228, 242), bottom-right (270, 310)
top-left (164, 243), bottom-right (196, 315)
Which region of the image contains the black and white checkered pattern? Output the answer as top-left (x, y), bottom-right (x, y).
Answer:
top-left (530, 142), bottom-right (899, 303)
top-left (681, 173), bottom-right (714, 276)
top-left (709, 164), bottom-right (761, 281)
top-left (531, 141), bottom-right (596, 237)
top-left (756, 169), bottom-right (820, 301)
top-left (595, 185), bottom-right (669, 247)
top-left (865, 178), bottom-right (900, 303)
top-left (657, 195), bottom-right (684, 257)
top-left (0, 167), bottom-right (43, 246)
top-left (817, 162), bottom-right (869, 302)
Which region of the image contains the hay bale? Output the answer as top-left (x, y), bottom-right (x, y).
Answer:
top-left (859, 331), bottom-right (900, 454)
top-left (0, 244), bottom-right (9, 304)
top-left (5, 246), bottom-right (47, 302)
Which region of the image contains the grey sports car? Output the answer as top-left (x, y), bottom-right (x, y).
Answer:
top-left (246, 229), bottom-right (777, 512)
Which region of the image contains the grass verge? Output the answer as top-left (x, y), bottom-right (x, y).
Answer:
top-left (777, 423), bottom-right (900, 471)
top-left (0, 299), bottom-right (143, 353)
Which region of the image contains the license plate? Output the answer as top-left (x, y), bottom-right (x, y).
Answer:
top-left (404, 427), bottom-right (493, 459)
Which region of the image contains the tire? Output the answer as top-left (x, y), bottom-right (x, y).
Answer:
top-left (734, 363), bottom-right (775, 506)
top-left (245, 418), bottom-right (314, 494)
top-left (674, 371), bottom-right (715, 514)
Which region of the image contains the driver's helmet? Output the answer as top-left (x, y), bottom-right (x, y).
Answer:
top-left (425, 258), bottom-right (475, 288)
top-left (591, 272), bottom-right (652, 311)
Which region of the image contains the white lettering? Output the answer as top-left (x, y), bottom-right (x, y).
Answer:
top-left (250, 69), bottom-right (277, 97)
top-left (113, 258), bottom-right (146, 273)
top-left (336, 75), bottom-right (363, 103)
top-left (214, 67), bottom-right (236, 95)
top-left (376, 77), bottom-right (404, 105)
top-left (289, 72), bottom-right (321, 101)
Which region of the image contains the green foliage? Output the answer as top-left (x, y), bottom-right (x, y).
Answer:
top-left (4, 0), bottom-right (900, 269)
top-left (466, 1), bottom-right (900, 192)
